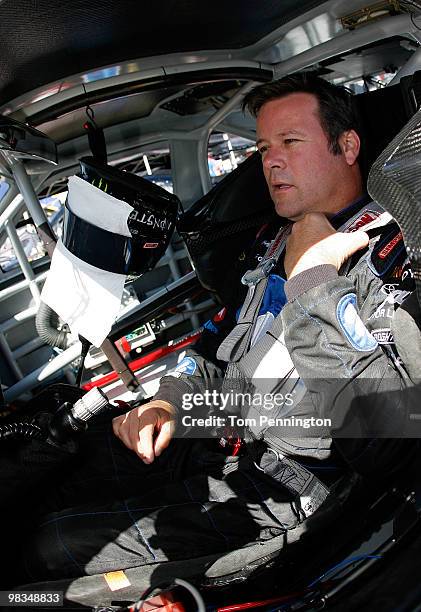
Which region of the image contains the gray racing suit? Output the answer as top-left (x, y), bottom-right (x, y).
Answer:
top-left (155, 196), bottom-right (420, 482)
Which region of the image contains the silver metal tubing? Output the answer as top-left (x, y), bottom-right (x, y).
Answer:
top-left (0, 184), bottom-right (18, 218)
top-left (0, 306), bottom-right (38, 334)
top-left (3, 155), bottom-right (57, 257)
top-left (12, 336), bottom-right (44, 360)
top-left (0, 272), bottom-right (48, 303)
top-left (160, 298), bottom-right (216, 330)
top-left (115, 271), bottom-right (197, 322)
top-left (166, 244), bottom-right (200, 329)
top-left (4, 155), bottom-right (51, 228)
top-left (196, 80), bottom-right (259, 194)
top-left (4, 341), bottom-right (82, 402)
top-left (0, 193), bottom-right (24, 233)
top-left (4, 219), bottom-right (40, 304)
top-left (166, 244), bottom-right (181, 281)
top-left (0, 332), bottom-right (23, 380)
top-left (158, 247), bottom-right (190, 266)
top-left (196, 81), bottom-right (259, 136)
top-left (0, 172), bottom-right (49, 232)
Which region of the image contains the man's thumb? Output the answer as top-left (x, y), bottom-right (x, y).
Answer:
top-left (344, 230), bottom-right (369, 255)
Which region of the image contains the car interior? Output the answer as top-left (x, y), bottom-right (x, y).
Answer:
top-left (1, 1), bottom-right (421, 610)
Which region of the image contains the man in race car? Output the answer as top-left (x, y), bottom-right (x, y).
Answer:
top-left (23, 73), bottom-right (418, 581)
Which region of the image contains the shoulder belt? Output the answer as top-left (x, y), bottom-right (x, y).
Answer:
top-left (367, 221), bottom-right (406, 278)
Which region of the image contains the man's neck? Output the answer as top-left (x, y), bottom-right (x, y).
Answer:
top-left (329, 192), bottom-right (371, 229)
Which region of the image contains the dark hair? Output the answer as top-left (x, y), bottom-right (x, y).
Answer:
top-left (242, 72), bottom-right (359, 155)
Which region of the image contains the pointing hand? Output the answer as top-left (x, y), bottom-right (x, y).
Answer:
top-left (112, 400), bottom-right (176, 463)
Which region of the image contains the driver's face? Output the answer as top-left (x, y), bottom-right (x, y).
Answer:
top-left (256, 92), bottom-right (353, 221)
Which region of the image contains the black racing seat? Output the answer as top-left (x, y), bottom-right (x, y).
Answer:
top-left (177, 151), bottom-right (277, 305)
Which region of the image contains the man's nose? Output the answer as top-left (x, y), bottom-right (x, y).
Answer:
top-left (262, 147), bottom-right (287, 170)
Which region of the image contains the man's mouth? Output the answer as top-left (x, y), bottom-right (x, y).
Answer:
top-left (271, 182), bottom-right (293, 191)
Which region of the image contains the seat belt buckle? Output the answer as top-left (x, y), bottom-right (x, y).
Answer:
top-left (218, 426), bottom-right (242, 456)
top-left (241, 257), bottom-right (276, 286)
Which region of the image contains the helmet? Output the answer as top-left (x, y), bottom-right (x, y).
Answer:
top-left (63, 156), bottom-right (179, 279)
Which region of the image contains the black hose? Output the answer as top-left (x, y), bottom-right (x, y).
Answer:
top-left (35, 301), bottom-right (70, 350)
top-left (0, 422), bottom-right (44, 441)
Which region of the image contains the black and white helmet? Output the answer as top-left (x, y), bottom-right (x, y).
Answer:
top-left (63, 156), bottom-right (179, 279)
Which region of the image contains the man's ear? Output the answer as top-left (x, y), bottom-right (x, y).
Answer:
top-left (339, 129), bottom-right (360, 165)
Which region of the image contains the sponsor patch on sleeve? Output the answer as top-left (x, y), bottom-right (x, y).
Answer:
top-left (371, 328), bottom-right (394, 344)
top-left (337, 293), bottom-right (378, 352)
top-left (167, 356), bottom-right (197, 378)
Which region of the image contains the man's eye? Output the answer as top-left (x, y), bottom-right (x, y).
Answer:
top-left (284, 138), bottom-right (299, 144)
top-left (258, 146), bottom-right (268, 155)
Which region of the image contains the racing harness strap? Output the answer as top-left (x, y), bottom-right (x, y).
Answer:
top-left (258, 448), bottom-right (331, 516)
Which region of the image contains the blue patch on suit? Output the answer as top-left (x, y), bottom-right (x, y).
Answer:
top-left (258, 274), bottom-right (287, 317)
top-left (203, 319), bottom-right (219, 334)
top-left (337, 293), bottom-right (378, 352)
top-left (174, 356), bottom-right (197, 375)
